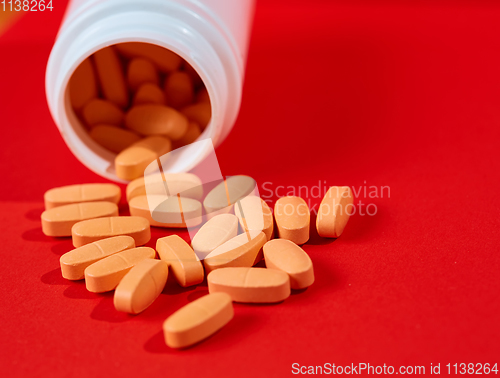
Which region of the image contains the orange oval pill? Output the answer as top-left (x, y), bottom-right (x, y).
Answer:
top-left (69, 57), bottom-right (97, 111)
top-left (93, 46), bottom-right (129, 109)
top-left (115, 136), bottom-right (172, 181)
top-left (60, 235), bottom-right (135, 280)
top-left (127, 58), bottom-right (159, 92)
top-left (163, 292), bottom-right (233, 348)
top-left (89, 125), bottom-right (141, 153)
top-left (114, 259), bottom-right (168, 314)
top-left (82, 98), bottom-right (124, 127)
top-left (84, 246), bottom-right (156, 293)
top-left (207, 267), bottom-right (291, 303)
top-left (181, 102), bottom-right (211, 129)
top-left (156, 235), bottom-right (204, 287)
top-left (125, 104), bottom-right (188, 140)
top-left (116, 42), bottom-right (182, 73)
top-left (129, 195), bottom-right (202, 228)
top-left (204, 231), bottom-right (267, 274)
top-left (203, 175), bottom-right (257, 217)
top-left (263, 239), bottom-right (314, 290)
top-left (132, 83), bottom-right (166, 106)
top-left (274, 196), bottom-right (310, 245)
top-left (234, 196), bottom-right (274, 241)
top-left (191, 214), bottom-right (239, 259)
top-left (41, 201), bottom-right (119, 237)
top-left (172, 122), bottom-right (201, 149)
top-left (44, 183), bottom-right (121, 210)
top-left (127, 172), bottom-right (202, 202)
top-left (71, 216), bottom-right (151, 247)
top-left (164, 71), bottom-right (194, 109)
top-left (316, 186), bottom-right (353, 238)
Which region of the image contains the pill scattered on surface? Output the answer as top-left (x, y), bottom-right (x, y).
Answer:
top-left (181, 102), bottom-right (211, 129)
top-left (82, 99), bottom-right (124, 127)
top-left (203, 175), bottom-right (257, 218)
top-left (125, 104), bottom-right (188, 140)
top-left (69, 57), bottom-right (97, 111)
top-left (164, 71), bottom-right (194, 109)
top-left (89, 125), bottom-right (141, 153)
top-left (84, 246), bottom-right (156, 293)
top-left (114, 259), bottom-right (168, 314)
top-left (116, 42), bottom-right (182, 73)
top-left (60, 235), bottom-right (135, 280)
top-left (274, 196), bottom-right (310, 245)
top-left (207, 267), bottom-right (291, 303)
top-left (126, 172), bottom-right (202, 202)
top-left (44, 183), bottom-right (121, 210)
top-left (115, 136), bottom-right (172, 181)
top-left (133, 83), bottom-right (166, 106)
top-left (93, 46), bottom-right (129, 109)
top-left (191, 214), bottom-right (239, 259)
top-left (127, 58), bottom-right (159, 92)
top-left (41, 201), bottom-right (119, 237)
top-left (156, 235), bottom-right (204, 287)
top-left (317, 186), bottom-right (353, 238)
top-left (263, 239), bottom-right (314, 290)
top-left (204, 231), bottom-right (267, 273)
top-left (71, 216), bottom-right (151, 247)
top-left (234, 196), bottom-right (274, 241)
top-left (163, 292), bottom-right (233, 349)
top-left (129, 195), bottom-right (202, 228)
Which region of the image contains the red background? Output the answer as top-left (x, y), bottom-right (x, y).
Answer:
top-left (1, 1), bottom-right (500, 376)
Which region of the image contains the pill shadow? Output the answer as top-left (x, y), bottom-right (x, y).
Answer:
top-left (41, 268), bottom-right (68, 286)
top-left (306, 213), bottom-right (336, 246)
top-left (143, 312), bottom-right (254, 354)
top-left (340, 205), bottom-right (384, 243)
top-left (90, 294), bottom-right (132, 323)
top-left (25, 207), bottom-right (45, 221)
top-left (21, 227), bottom-right (58, 242)
top-left (63, 281), bottom-right (97, 300)
top-left (51, 240), bottom-right (74, 255)
top-left (186, 289), bottom-right (209, 302)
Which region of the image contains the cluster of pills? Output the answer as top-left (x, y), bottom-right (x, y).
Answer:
top-left (41, 176), bottom-right (353, 348)
top-left (68, 42), bottom-right (211, 180)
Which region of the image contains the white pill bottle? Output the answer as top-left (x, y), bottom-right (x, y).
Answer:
top-left (46, 0), bottom-right (255, 182)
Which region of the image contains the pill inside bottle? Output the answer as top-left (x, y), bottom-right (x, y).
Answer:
top-left (65, 43), bottom-right (212, 181)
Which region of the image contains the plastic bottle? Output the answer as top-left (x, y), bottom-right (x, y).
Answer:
top-left (46, 0), bottom-right (255, 182)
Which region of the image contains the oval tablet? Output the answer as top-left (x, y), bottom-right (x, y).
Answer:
top-left (69, 57), bottom-right (97, 111)
top-left (156, 235), bottom-right (204, 287)
top-left (93, 46), bottom-right (129, 109)
top-left (126, 172), bottom-right (202, 202)
top-left (207, 267), bottom-right (290, 303)
top-left (89, 125), bottom-right (141, 154)
top-left (82, 98), bottom-right (124, 127)
top-left (191, 214), bottom-right (239, 259)
top-left (234, 196), bottom-right (274, 241)
top-left (316, 186), bottom-right (353, 238)
top-left (263, 239), bottom-right (314, 290)
top-left (204, 231), bottom-right (267, 274)
top-left (60, 235), bottom-right (135, 280)
top-left (115, 136), bottom-right (172, 181)
top-left (41, 201), bottom-right (119, 237)
top-left (164, 71), bottom-right (194, 109)
top-left (114, 259), bottom-right (168, 314)
top-left (274, 196), bottom-right (310, 245)
top-left (129, 195), bottom-right (202, 228)
top-left (181, 102), bottom-right (211, 129)
top-left (44, 183), bottom-right (121, 210)
top-left (133, 83), bottom-right (166, 106)
top-left (163, 292), bottom-right (233, 349)
top-left (203, 176), bottom-right (257, 217)
top-left (116, 42), bottom-right (182, 73)
top-left (127, 58), bottom-right (159, 91)
top-left (125, 104), bottom-right (188, 140)
top-left (71, 216), bottom-right (151, 247)
top-left (84, 247), bottom-right (156, 293)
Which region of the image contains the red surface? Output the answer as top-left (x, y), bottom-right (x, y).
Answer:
top-left (1, 1), bottom-right (500, 377)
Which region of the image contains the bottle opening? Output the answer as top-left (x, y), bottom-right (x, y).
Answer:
top-left (64, 42), bottom-right (212, 181)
